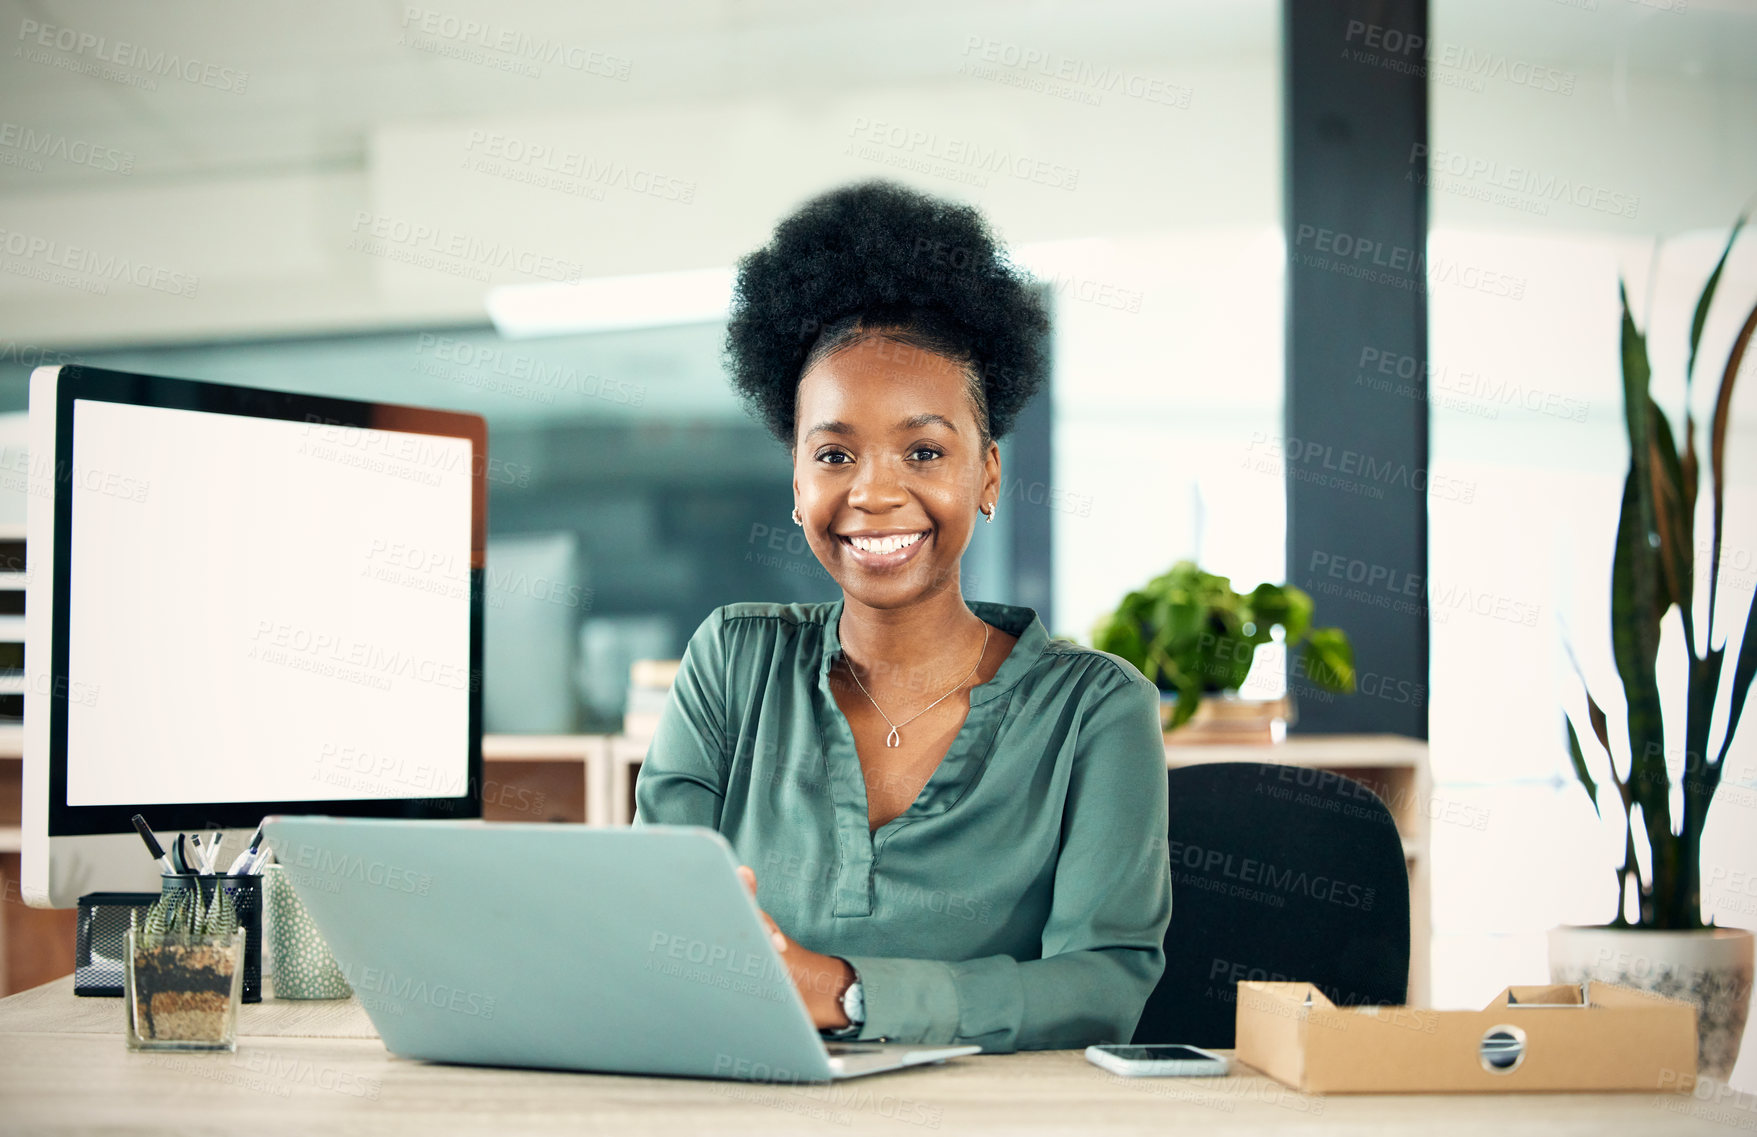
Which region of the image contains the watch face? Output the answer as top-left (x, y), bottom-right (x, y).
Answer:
top-left (842, 979), bottom-right (865, 1023)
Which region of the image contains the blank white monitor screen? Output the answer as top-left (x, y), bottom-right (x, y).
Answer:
top-left (64, 399), bottom-right (474, 806)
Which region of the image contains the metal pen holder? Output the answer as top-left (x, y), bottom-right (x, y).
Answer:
top-left (157, 874), bottom-right (263, 1003)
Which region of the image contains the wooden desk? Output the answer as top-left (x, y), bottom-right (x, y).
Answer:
top-left (0, 974), bottom-right (1724, 1134)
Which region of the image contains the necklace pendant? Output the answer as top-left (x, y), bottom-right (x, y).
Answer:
top-left (885, 726), bottom-right (900, 748)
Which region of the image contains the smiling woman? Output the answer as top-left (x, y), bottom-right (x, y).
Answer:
top-left (632, 180), bottom-right (1173, 1053)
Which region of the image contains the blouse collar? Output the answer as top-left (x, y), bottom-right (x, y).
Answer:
top-left (816, 596), bottom-right (1050, 707)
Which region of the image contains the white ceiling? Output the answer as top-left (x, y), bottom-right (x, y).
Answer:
top-left (0, 0), bottom-right (1272, 190)
top-left (1, 0), bottom-right (1751, 193)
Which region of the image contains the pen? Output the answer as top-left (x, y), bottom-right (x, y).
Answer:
top-left (207, 833), bottom-right (225, 875)
top-left (242, 841), bottom-right (272, 875)
top-left (190, 834), bottom-right (207, 874)
top-left (130, 814), bottom-right (176, 876)
top-left (227, 824), bottom-right (265, 875)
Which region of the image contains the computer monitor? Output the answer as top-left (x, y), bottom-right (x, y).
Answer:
top-left (22, 365), bottom-right (487, 907)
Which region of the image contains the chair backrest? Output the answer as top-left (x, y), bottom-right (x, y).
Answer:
top-left (1131, 761), bottom-right (1411, 1046)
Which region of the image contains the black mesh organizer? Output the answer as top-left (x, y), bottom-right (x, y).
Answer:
top-left (76, 875), bottom-right (264, 1002)
top-left (74, 892), bottom-right (158, 997)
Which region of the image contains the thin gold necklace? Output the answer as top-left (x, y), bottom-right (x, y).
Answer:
top-left (841, 620), bottom-right (991, 748)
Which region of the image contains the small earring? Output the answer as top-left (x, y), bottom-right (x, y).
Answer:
top-left (982, 504), bottom-right (995, 524)
top-left (791, 507), bottom-right (803, 526)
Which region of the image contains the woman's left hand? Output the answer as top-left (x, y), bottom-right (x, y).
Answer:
top-left (736, 865), bottom-right (855, 1031)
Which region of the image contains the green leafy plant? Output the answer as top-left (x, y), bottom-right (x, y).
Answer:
top-left (1090, 560), bottom-right (1356, 728)
top-left (1563, 214), bottom-right (1757, 930)
top-left (131, 884), bottom-right (239, 946)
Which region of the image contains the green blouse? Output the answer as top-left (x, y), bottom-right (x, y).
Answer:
top-left (631, 597), bottom-right (1173, 1053)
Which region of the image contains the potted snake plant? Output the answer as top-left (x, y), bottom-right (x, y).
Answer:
top-left (1552, 214), bottom-right (1756, 1080)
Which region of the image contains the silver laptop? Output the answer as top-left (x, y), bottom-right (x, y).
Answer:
top-left (260, 816), bottom-right (979, 1082)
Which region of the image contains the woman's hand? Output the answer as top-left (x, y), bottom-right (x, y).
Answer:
top-left (736, 865), bottom-right (855, 1032)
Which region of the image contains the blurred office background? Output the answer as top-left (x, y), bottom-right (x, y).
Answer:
top-left (0, 0), bottom-right (1754, 1051)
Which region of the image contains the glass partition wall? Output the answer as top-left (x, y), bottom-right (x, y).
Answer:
top-left (0, 2), bottom-right (1286, 734)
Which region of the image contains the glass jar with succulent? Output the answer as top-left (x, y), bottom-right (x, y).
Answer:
top-left (1551, 214), bottom-right (1755, 1080)
top-left (1090, 560), bottom-right (1355, 734)
top-left (125, 881), bottom-right (246, 1051)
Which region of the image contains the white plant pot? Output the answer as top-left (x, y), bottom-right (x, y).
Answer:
top-left (1548, 925), bottom-right (1753, 1080)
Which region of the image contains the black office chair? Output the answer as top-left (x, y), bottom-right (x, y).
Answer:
top-left (1131, 761), bottom-right (1411, 1046)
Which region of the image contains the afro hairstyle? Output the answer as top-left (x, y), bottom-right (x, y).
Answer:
top-left (723, 179), bottom-right (1050, 453)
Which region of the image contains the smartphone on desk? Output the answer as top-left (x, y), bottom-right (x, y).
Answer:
top-left (1084, 1044), bottom-right (1230, 1077)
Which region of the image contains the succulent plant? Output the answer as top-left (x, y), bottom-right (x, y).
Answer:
top-left (132, 883), bottom-right (242, 947)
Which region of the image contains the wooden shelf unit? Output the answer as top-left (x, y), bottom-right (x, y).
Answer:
top-left (0, 730), bottom-right (1430, 1006)
top-left (0, 726), bottom-right (76, 999)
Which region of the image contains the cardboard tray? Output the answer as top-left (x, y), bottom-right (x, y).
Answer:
top-left (1234, 980), bottom-right (1696, 1093)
